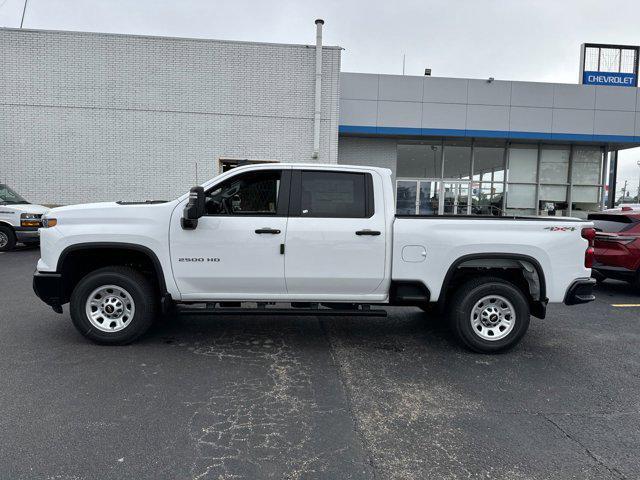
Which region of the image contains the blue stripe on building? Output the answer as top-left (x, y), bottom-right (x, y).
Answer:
top-left (339, 125), bottom-right (639, 144)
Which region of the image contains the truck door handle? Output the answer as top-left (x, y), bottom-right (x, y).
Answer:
top-left (355, 229), bottom-right (381, 236)
top-left (255, 228), bottom-right (281, 234)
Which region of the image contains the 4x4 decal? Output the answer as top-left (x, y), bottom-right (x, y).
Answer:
top-left (544, 226), bottom-right (577, 232)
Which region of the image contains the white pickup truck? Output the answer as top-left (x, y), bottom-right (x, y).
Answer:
top-left (33, 163), bottom-right (596, 352)
top-left (0, 184), bottom-right (49, 251)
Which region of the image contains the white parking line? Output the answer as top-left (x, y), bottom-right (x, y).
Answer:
top-left (611, 304), bottom-right (640, 308)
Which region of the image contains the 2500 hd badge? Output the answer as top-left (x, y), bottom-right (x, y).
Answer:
top-left (178, 257), bottom-right (221, 262)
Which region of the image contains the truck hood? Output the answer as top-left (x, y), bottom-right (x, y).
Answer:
top-left (48, 201), bottom-right (178, 224)
top-left (50, 202), bottom-right (122, 215)
top-left (1, 204), bottom-right (50, 215)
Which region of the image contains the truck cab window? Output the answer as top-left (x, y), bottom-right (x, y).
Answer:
top-left (205, 170), bottom-right (281, 215)
top-left (299, 171), bottom-right (370, 218)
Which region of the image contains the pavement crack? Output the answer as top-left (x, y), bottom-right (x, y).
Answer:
top-left (543, 414), bottom-right (628, 479)
top-left (185, 329), bottom-right (346, 479)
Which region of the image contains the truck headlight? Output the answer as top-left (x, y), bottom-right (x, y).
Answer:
top-left (41, 217), bottom-right (57, 228)
top-left (20, 213), bottom-right (42, 227)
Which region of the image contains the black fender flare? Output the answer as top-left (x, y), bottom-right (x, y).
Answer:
top-left (439, 253), bottom-right (548, 317)
top-left (56, 242), bottom-right (168, 295)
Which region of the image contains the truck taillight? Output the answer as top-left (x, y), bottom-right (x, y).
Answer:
top-left (584, 246), bottom-right (594, 268)
top-left (581, 227), bottom-right (596, 246)
top-left (582, 227), bottom-right (596, 268)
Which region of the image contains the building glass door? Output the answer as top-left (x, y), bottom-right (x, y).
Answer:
top-left (442, 182), bottom-right (471, 215)
top-left (419, 181), bottom-right (440, 215)
top-left (396, 180), bottom-right (441, 215)
top-left (396, 181), bottom-right (418, 215)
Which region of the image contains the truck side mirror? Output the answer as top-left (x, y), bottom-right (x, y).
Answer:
top-left (181, 186), bottom-right (205, 230)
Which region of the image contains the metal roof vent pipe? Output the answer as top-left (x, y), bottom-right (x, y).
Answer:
top-left (311, 19), bottom-right (324, 160)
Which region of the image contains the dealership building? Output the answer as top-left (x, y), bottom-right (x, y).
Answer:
top-left (2, 25), bottom-right (640, 217)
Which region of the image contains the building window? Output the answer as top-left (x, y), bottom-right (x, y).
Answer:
top-left (396, 140), bottom-right (605, 217)
top-left (473, 145), bottom-right (505, 182)
top-left (419, 181), bottom-right (440, 215)
top-left (472, 182), bottom-right (504, 216)
top-left (571, 147), bottom-right (604, 218)
top-left (472, 143), bottom-right (506, 215)
top-left (505, 145), bottom-right (538, 216)
top-left (396, 180), bottom-right (417, 215)
top-left (539, 147), bottom-right (570, 184)
top-left (397, 142), bottom-right (442, 178)
top-left (506, 184), bottom-right (537, 213)
top-left (443, 142), bottom-right (471, 179)
top-left (507, 145), bottom-right (538, 183)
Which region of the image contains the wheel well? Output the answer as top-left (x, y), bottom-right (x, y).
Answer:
top-left (58, 246), bottom-right (165, 304)
top-left (0, 221), bottom-right (15, 232)
top-left (440, 255), bottom-right (546, 318)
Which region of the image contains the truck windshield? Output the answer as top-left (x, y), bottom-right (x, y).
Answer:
top-left (0, 184), bottom-right (30, 205)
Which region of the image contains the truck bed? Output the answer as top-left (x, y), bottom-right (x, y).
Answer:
top-left (392, 216), bottom-right (591, 303)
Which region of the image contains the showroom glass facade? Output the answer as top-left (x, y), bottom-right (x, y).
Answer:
top-left (396, 140), bottom-right (605, 218)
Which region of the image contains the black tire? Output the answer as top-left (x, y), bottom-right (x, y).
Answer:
top-left (0, 225), bottom-right (16, 252)
top-left (70, 266), bottom-right (157, 345)
top-left (448, 277), bottom-right (530, 353)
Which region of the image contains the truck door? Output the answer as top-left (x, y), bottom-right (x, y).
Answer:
top-left (284, 169), bottom-right (387, 296)
top-left (170, 168), bottom-right (290, 299)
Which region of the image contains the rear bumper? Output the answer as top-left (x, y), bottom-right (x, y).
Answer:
top-left (15, 226), bottom-right (40, 243)
top-left (33, 271), bottom-right (64, 308)
top-left (564, 278), bottom-right (596, 306)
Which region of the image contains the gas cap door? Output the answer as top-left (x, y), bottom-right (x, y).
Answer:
top-left (402, 245), bottom-right (427, 263)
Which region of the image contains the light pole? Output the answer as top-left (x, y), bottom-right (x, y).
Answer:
top-left (20, 0), bottom-right (28, 28)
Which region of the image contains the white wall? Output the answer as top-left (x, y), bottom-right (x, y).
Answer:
top-left (0, 28), bottom-right (341, 204)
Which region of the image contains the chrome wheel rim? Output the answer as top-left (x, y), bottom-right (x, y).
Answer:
top-left (470, 295), bottom-right (515, 341)
top-left (0, 232), bottom-right (8, 249)
top-left (85, 285), bottom-right (135, 333)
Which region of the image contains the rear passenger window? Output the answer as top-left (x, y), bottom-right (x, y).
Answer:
top-left (300, 171), bottom-right (372, 218)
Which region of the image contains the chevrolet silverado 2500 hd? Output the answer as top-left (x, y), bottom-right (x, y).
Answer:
top-left (33, 164), bottom-right (596, 352)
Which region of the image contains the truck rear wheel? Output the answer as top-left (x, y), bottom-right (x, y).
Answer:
top-left (0, 225), bottom-right (16, 252)
top-left (448, 277), bottom-right (530, 353)
top-left (70, 266), bottom-right (157, 345)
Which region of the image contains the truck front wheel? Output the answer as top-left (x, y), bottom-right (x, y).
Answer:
top-left (448, 277), bottom-right (530, 353)
top-left (70, 266), bottom-right (157, 345)
top-left (0, 225), bottom-right (16, 252)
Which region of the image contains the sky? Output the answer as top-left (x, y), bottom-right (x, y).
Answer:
top-left (1, 0), bottom-right (640, 198)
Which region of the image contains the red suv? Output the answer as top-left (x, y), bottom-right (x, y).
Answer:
top-left (589, 208), bottom-right (640, 288)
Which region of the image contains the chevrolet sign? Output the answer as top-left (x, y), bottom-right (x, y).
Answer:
top-left (582, 71), bottom-right (637, 87)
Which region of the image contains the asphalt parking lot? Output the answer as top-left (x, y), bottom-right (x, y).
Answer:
top-left (1, 248), bottom-right (639, 480)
